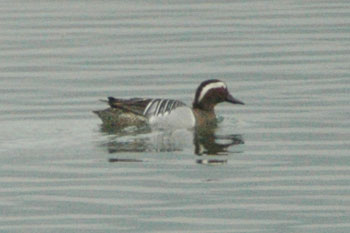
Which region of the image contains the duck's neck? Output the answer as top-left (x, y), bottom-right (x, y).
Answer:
top-left (193, 108), bottom-right (217, 127)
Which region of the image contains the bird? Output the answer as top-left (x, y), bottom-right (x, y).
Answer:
top-left (94, 79), bottom-right (244, 130)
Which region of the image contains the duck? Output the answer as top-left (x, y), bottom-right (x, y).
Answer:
top-left (94, 79), bottom-right (244, 130)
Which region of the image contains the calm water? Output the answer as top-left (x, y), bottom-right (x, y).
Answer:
top-left (1, 0), bottom-right (350, 232)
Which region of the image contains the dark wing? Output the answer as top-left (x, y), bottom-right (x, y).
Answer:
top-left (107, 97), bottom-right (186, 117)
top-left (107, 97), bottom-right (152, 116)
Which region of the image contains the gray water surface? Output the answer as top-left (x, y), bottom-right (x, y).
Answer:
top-left (1, 1), bottom-right (350, 232)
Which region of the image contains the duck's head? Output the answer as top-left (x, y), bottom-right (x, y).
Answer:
top-left (193, 79), bottom-right (244, 111)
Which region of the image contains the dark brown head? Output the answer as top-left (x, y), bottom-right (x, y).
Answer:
top-left (193, 79), bottom-right (244, 111)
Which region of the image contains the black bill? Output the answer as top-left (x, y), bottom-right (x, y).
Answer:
top-left (226, 94), bottom-right (244, 105)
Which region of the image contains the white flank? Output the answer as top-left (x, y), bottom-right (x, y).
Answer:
top-left (149, 106), bottom-right (196, 129)
top-left (198, 82), bottom-right (226, 102)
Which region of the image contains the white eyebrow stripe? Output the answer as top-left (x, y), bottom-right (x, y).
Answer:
top-left (198, 82), bottom-right (226, 102)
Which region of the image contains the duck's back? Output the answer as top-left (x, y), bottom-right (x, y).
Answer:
top-left (95, 97), bottom-right (195, 129)
top-left (107, 97), bottom-right (185, 116)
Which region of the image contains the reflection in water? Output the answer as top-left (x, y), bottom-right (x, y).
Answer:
top-left (108, 158), bottom-right (143, 163)
top-left (98, 124), bottom-right (244, 164)
top-left (194, 127), bottom-right (244, 155)
top-left (193, 126), bottom-right (244, 165)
